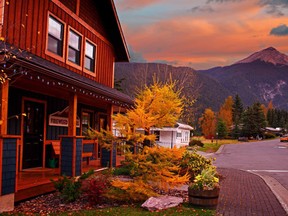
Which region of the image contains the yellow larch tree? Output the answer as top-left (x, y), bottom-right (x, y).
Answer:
top-left (199, 108), bottom-right (216, 138)
top-left (114, 80), bottom-right (183, 146)
top-left (218, 96), bottom-right (233, 133)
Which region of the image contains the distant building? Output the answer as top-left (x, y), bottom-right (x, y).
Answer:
top-left (137, 123), bottom-right (194, 148)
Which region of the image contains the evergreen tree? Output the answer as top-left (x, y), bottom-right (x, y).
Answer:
top-left (232, 94), bottom-right (244, 138)
top-left (216, 118), bottom-right (227, 139)
top-left (242, 102), bottom-right (266, 137)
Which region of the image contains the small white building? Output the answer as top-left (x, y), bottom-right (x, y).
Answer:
top-left (137, 122), bottom-right (194, 148)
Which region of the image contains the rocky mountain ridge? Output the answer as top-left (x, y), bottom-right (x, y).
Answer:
top-left (115, 47), bottom-right (288, 118)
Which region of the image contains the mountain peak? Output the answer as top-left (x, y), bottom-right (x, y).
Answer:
top-left (235, 47), bottom-right (288, 66)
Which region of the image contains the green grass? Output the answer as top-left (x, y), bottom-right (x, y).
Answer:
top-left (198, 139), bottom-right (239, 152)
top-left (50, 203), bottom-right (215, 216)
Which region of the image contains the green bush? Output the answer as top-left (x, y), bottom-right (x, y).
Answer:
top-left (113, 166), bottom-right (131, 176)
top-left (51, 170), bottom-right (94, 203)
top-left (264, 132), bottom-right (276, 139)
top-left (189, 139), bottom-right (204, 147)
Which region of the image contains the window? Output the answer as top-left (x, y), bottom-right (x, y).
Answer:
top-left (47, 15), bottom-right (64, 56)
top-left (68, 29), bottom-right (82, 65)
top-left (81, 111), bottom-right (93, 136)
top-left (154, 131), bottom-right (160, 141)
top-left (85, 40), bottom-right (96, 72)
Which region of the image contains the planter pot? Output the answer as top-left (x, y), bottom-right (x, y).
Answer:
top-left (48, 158), bottom-right (58, 168)
top-left (188, 187), bottom-right (220, 209)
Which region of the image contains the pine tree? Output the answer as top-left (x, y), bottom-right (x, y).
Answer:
top-left (216, 118), bottom-right (227, 139)
top-left (242, 102), bottom-right (266, 137)
top-left (232, 94), bottom-right (244, 138)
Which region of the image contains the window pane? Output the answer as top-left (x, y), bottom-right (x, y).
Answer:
top-left (85, 57), bottom-right (94, 72)
top-left (48, 36), bottom-right (63, 55)
top-left (69, 30), bottom-right (81, 50)
top-left (85, 41), bottom-right (95, 59)
top-left (48, 16), bottom-right (62, 39)
top-left (68, 47), bottom-right (80, 65)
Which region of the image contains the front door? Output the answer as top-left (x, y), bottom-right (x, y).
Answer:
top-left (22, 100), bottom-right (45, 169)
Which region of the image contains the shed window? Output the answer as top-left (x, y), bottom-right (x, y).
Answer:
top-left (68, 30), bottom-right (81, 65)
top-left (154, 131), bottom-right (160, 141)
top-left (85, 41), bottom-right (96, 72)
top-left (47, 16), bottom-right (64, 56)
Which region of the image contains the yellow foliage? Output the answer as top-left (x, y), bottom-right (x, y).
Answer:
top-left (218, 96), bottom-right (233, 131)
top-left (199, 108), bottom-right (216, 138)
top-left (108, 146), bottom-right (189, 201)
top-left (113, 81), bottom-right (183, 143)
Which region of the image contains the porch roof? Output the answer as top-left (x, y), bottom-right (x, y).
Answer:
top-left (1, 43), bottom-right (134, 107)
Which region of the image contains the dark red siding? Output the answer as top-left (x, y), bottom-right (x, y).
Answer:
top-left (2, 0), bottom-right (115, 87)
top-left (60, 0), bottom-right (77, 13)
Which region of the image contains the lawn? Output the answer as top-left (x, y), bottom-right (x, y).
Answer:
top-left (193, 137), bottom-right (239, 152)
top-left (49, 204), bottom-right (215, 216)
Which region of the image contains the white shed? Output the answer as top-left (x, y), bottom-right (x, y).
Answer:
top-left (137, 122), bottom-right (194, 148)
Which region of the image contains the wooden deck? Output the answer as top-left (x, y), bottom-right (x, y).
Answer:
top-left (15, 156), bottom-right (125, 202)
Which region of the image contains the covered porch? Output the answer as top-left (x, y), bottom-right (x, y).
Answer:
top-left (0, 48), bottom-right (133, 208)
top-left (15, 154), bottom-right (125, 202)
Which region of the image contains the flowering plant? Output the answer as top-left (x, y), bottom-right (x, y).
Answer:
top-left (189, 166), bottom-right (219, 191)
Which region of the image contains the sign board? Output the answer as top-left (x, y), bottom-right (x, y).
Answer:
top-left (49, 106), bottom-right (80, 127)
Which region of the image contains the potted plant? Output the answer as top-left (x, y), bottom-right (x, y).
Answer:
top-left (188, 166), bottom-right (220, 209)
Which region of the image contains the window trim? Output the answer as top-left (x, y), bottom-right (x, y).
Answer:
top-left (66, 26), bottom-right (83, 70)
top-left (45, 12), bottom-right (66, 62)
top-left (83, 38), bottom-right (97, 77)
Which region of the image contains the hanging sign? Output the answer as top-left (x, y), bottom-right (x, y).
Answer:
top-left (49, 106), bottom-right (80, 127)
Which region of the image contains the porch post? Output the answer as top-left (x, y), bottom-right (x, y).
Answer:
top-left (0, 80), bottom-right (9, 134)
top-left (101, 105), bottom-right (116, 167)
top-left (0, 81), bottom-right (16, 213)
top-left (68, 93), bottom-right (77, 136)
top-left (60, 93), bottom-right (82, 177)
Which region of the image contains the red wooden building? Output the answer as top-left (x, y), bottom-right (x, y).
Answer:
top-left (0, 0), bottom-right (133, 211)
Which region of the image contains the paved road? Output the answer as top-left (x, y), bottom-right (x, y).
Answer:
top-left (214, 138), bottom-right (288, 190)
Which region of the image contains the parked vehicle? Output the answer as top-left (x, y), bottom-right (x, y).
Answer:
top-left (280, 134), bottom-right (288, 142)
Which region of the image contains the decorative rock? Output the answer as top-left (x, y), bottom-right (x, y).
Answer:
top-left (141, 195), bottom-right (183, 211)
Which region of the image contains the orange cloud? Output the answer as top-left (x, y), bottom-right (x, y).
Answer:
top-left (117, 0), bottom-right (288, 69)
top-left (115, 0), bottom-right (162, 10)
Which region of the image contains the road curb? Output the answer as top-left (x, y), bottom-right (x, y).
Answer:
top-left (216, 144), bottom-right (225, 154)
top-left (247, 170), bottom-right (288, 214)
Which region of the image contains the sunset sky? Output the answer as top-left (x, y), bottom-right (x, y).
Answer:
top-left (114, 0), bottom-right (288, 70)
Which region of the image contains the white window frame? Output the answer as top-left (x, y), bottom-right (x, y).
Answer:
top-left (45, 13), bottom-right (66, 62)
top-left (84, 38), bottom-right (97, 76)
top-left (66, 26), bottom-right (83, 70)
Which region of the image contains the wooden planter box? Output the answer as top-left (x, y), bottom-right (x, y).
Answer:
top-left (188, 187), bottom-right (220, 209)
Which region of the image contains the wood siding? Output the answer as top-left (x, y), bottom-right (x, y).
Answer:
top-left (2, 0), bottom-right (115, 87)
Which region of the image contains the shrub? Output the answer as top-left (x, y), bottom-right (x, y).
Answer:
top-left (180, 150), bottom-right (213, 180)
top-left (51, 170), bottom-right (94, 203)
top-left (107, 146), bottom-right (189, 202)
top-left (52, 175), bottom-right (82, 203)
top-left (264, 132), bottom-right (276, 139)
top-left (112, 166), bottom-right (131, 176)
top-left (189, 139), bottom-right (204, 147)
top-left (83, 174), bottom-right (111, 205)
